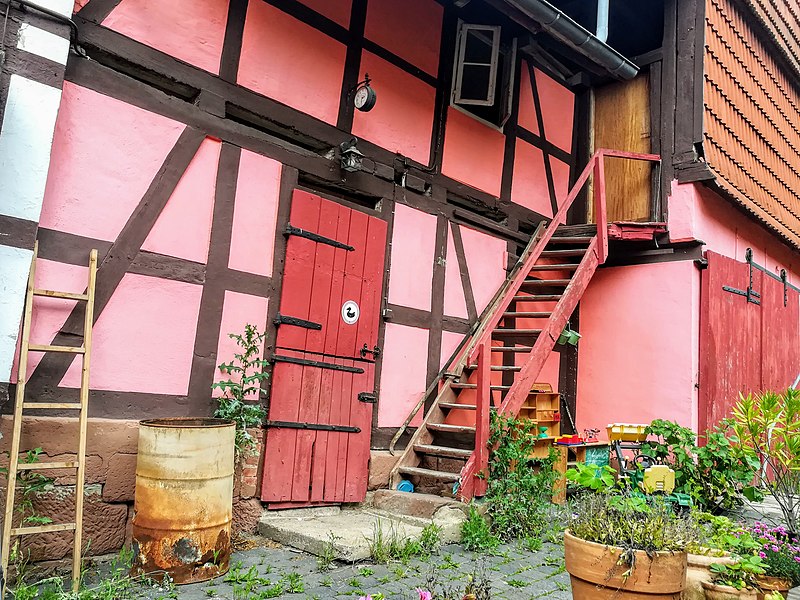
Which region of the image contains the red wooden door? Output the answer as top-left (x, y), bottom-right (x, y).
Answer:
top-left (699, 251), bottom-right (800, 432)
top-left (261, 190), bottom-right (386, 505)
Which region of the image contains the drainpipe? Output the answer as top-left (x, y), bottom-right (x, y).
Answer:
top-left (596, 0), bottom-right (609, 43)
top-left (504, 0), bottom-right (638, 80)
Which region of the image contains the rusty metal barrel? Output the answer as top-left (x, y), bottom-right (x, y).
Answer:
top-left (131, 418), bottom-right (235, 584)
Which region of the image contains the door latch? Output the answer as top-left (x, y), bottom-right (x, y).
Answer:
top-left (359, 343), bottom-right (381, 359)
top-left (358, 392), bottom-right (378, 404)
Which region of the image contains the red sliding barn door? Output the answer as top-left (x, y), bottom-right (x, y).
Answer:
top-left (699, 251), bottom-right (800, 433)
top-left (261, 190), bottom-right (387, 505)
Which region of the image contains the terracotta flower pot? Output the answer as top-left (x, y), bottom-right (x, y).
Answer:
top-left (701, 581), bottom-right (757, 600)
top-left (755, 575), bottom-right (791, 600)
top-left (684, 551), bottom-right (737, 600)
top-left (564, 530), bottom-right (688, 599)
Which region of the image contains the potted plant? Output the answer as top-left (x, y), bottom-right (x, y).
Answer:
top-left (685, 513), bottom-right (759, 600)
top-left (564, 493), bottom-right (698, 599)
top-left (731, 390), bottom-right (800, 533)
top-left (701, 556), bottom-right (765, 599)
top-left (750, 522), bottom-right (800, 599)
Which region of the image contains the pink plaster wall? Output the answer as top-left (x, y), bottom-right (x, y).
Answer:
top-left (517, 63), bottom-right (540, 135)
top-left (60, 274), bottom-right (203, 394)
top-left (141, 138), bottom-right (220, 263)
top-left (214, 291), bottom-right (269, 399)
top-left (577, 261), bottom-right (699, 434)
top-left (387, 204), bottom-right (437, 311)
top-left (238, 1), bottom-right (346, 125)
top-left (299, 0), bottom-right (352, 28)
top-left (535, 69), bottom-right (574, 153)
top-left (460, 225), bottom-right (507, 314)
top-left (669, 181), bottom-right (800, 284)
top-left (442, 108), bottom-right (505, 197)
top-left (103, 0), bottom-right (227, 75)
top-left (440, 330), bottom-right (464, 369)
top-left (228, 149), bottom-right (282, 276)
top-left (511, 139), bottom-right (552, 217)
top-left (351, 52), bottom-right (436, 165)
top-left (443, 226), bottom-right (468, 319)
top-left (39, 83), bottom-right (185, 242)
top-left (364, 0), bottom-right (443, 77)
top-left (379, 323), bottom-right (429, 427)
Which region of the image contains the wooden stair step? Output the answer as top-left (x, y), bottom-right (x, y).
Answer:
top-left (493, 328), bottom-right (541, 336)
top-left (513, 294), bottom-right (562, 301)
top-left (503, 311), bottom-right (551, 318)
top-left (414, 444), bottom-right (473, 459)
top-left (547, 236), bottom-right (594, 244)
top-left (439, 402), bottom-right (476, 411)
top-left (540, 249), bottom-right (586, 257)
top-left (522, 279), bottom-right (572, 286)
top-left (491, 365), bottom-right (522, 372)
top-left (528, 264), bottom-right (579, 271)
top-left (427, 423), bottom-right (476, 434)
top-left (491, 345), bottom-right (534, 352)
top-left (397, 466), bottom-right (460, 482)
top-left (450, 382), bottom-right (511, 391)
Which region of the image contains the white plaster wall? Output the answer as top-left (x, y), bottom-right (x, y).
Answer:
top-left (0, 246), bottom-right (33, 382)
top-left (0, 75), bottom-right (63, 222)
top-left (17, 23), bottom-right (70, 64)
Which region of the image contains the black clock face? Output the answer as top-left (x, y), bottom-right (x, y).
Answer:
top-left (354, 85), bottom-right (376, 112)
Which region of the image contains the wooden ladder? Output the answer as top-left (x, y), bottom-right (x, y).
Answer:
top-left (388, 149), bottom-right (661, 500)
top-left (1, 242), bottom-right (97, 596)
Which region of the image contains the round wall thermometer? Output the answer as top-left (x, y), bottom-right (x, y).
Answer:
top-left (354, 80), bottom-right (376, 112)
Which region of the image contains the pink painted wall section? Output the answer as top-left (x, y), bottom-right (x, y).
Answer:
top-left (460, 225), bottom-right (507, 314)
top-left (577, 261), bottom-right (699, 434)
top-left (517, 64), bottom-right (540, 135)
top-left (39, 83), bottom-right (184, 242)
top-left (443, 226), bottom-right (468, 319)
top-left (103, 0), bottom-right (227, 75)
top-left (442, 108), bottom-right (505, 197)
top-left (12, 259), bottom-right (88, 382)
top-left (364, 0), bottom-right (443, 76)
top-left (440, 330), bottom-right (464, 370)
top-left (229, 149), bottom-right (282, 276)
top-left (669, 181), bottom-right (800, 284)
top-left (214, 291), bottom-right (269, 399)
top-left (238, 1), bottom-right (346, 125)
top-left (299, 0), bottom-right (352, 28)
top-left (535, 69), bottom-right (574, 153)
top-left (511, 139), bottom-right (552, 217)
top-left (352, 52), bottom-right (435, 165)
top-left (387, 204), bottom-right (437, 311)
top-left (141, 138), bottom-right (220, 263)
top-left (61, 274), bottom-right (203, 394)
top-left (379, 323), bottom-right (429, 427)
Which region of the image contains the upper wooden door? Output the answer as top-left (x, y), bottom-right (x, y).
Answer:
top-left (261, 190), bottom-right (387, 505)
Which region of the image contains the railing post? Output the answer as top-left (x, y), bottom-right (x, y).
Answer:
top-left (474, 342), bottom-right (490, 497)
top-left (593, 152), bottom-right (608, 264)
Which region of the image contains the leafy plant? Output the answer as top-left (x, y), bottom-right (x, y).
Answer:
top-left (568, 493), bottom-right (700, 555)
top-left (639, 418), bottom-right (758, 512)
top-left (690, 512), bottom-right (760, 556)
top-left (460, 505), bottom-right (499, 553)
top-left (212, 323), bottom-right (268, 455)
top-left (709, 555), bottom-right (766, 590)
top-left (565, 463), bottom-right (617, 493)
top-left (750, 522), bottom-right (800, 585)
top-left (367, 520), bottom-right (437, 564)
top-left (732, 389), bottom-right (800, 532)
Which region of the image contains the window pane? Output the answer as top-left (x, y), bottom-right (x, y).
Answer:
top-left (459, 64), bottom-right (492, 102)
top-left (463, 29), bottom-right (495, 64)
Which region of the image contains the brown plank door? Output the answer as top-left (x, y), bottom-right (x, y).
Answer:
top-left (261, 190), bottom-right (387, 506)
top-left (699, 251), bottom-right (800, 433)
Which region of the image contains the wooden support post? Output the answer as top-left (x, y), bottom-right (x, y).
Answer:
top-left (474, 342), bottom-right (490, 497)
top-left (594, 152), bottom-right (608, 264)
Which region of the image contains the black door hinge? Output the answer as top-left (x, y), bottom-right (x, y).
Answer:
top-left (358, 392), bottom-right (377, 404)
top-left (285, 223), bottom-right (354, 251)
top-left (274, 313), bottom-right (322, 330)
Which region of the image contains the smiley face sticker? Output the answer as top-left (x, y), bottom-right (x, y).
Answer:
top-left (341, 300), bottom-right (360, 325)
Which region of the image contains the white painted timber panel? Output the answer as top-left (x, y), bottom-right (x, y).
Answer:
top-left (17, 23), bottom-right (70, 64)
top-left (0, 245), bottom-right (32, 383)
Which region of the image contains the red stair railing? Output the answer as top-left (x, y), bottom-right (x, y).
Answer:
top-left (468, 149), bottom-right (660, 497)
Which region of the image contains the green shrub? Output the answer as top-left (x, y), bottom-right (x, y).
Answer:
top-left (461, 506), bottom-right (499, 552)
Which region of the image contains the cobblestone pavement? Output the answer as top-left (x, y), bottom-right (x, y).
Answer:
top-left (144, 540), bottom-right (571, 600)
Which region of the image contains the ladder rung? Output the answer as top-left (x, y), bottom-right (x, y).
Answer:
top-left (22, 402), bottom-right (83, 410)
top-left (33, 289), bottom-right (89, 301)
top-left (18, 461), bottom-right (78, 471)
top-left (27, 344), bottom-right (85, 354)
top-left (11, 522), bottom-right (76, 536)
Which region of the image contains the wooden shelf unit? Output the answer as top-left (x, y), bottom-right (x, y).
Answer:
top-left (518, 389), bottom-right (561, 439)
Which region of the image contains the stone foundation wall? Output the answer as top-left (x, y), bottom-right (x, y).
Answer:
top-left (0, 417), bottom-right (264, 561)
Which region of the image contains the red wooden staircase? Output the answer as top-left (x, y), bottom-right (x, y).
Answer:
top-left (388, 149), bottom-right (660, 500)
